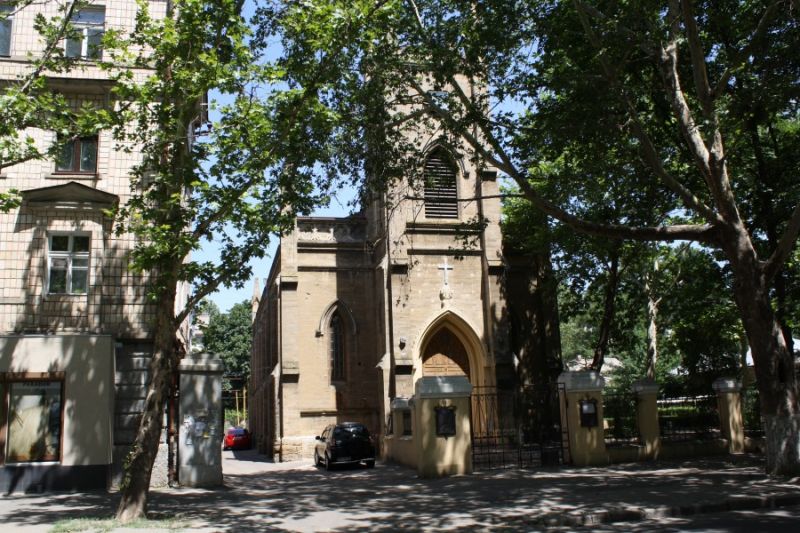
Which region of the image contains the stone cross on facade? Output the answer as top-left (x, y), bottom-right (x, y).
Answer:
top-left (438, 257), bottom-right (453, 286)
top-left (438, 257), bottom-right (454, 306)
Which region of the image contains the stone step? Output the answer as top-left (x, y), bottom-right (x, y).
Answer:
top-left (114, 430), bottom-right (138, 445)
top-left (115, 371), bottom-right (150, 386)
top-left (115, 398), bottom-right (146, 414)
top-left (115, 384), bottom-right (149, 399)
top-left (115, 413), bottom-right (142, 430)
top-left (115, 356), bottom-right (152, 371)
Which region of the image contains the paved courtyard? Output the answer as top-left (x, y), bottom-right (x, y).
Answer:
top-left (1, 451), bottom-right (799, 531)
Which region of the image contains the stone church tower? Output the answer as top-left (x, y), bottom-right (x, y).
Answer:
top-left (249, 78), bottom-right (520, 461)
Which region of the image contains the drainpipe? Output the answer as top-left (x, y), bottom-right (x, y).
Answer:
top-left (167, 368), bottom-right (179, 486)
top-left (276, 274), bottom-right (284, 462)
top-left (384, 191), bottom-right (396, 401)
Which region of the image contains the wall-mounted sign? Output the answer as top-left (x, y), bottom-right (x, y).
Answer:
top-left (579, 399), bottom-right (598, 428)
top-left (435, 406), bottom-right (456, 437)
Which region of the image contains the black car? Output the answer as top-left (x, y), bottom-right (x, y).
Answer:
top-left (314, 422), bottom-right (376, 470)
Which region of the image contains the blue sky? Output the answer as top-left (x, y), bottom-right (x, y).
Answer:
top-left (189, 0), bottom-right (351, 313)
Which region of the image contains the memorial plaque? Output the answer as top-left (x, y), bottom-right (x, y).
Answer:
top-left (435, 406), bottom-right (456, 437)
top-left (579, 399), bottom-right (598, 428)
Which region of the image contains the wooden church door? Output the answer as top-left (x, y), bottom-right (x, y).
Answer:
top-left (422, 327), bottom-right (470, 379)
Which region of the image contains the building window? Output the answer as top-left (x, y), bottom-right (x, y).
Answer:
top-left (2, 379), bottom-right (64, 463)
top-left (423, 148), bottom-right (458, 219)
top-left (402, 410), bottom-right (412, 436)
top-left (329, 311), bottom-right (345, 382)
top-left (65, 7), bottom-right (104, 60)
top-left (48, 234), bottom-right (90, 294)
top-left (0, 5), bottom-right (12, 57)
top-left (56, 136), bottom-right (98, 173)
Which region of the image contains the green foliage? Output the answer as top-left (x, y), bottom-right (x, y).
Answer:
top-left (98, 0), bottom-right (350, 322)
top-left (563, 244), bottom-right (745, 393)
top-left (660, 253), bottom-right (744, 391)
top-left (203, 300), bottom-right (252, 381)
top-left (0, 189), bottom-right (20, 213)
top-left (501, 189), bottom-right (551, 256)
top-left (1, 1), bottom-right (111, 175)
top-left (195, 299), bottom-right (220, 320)
top-left (224, 408), bottom-right (246, 428)
top-left (101, 0), bottom-right (364, 516)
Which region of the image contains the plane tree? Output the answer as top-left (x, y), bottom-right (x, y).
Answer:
top-left (105, 0), bottom-right (347, 520)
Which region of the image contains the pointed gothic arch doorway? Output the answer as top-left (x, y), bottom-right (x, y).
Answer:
top-left (421, 327), bottom-right (470, 379)
top-left (415, 311), bottom-right (487, 388)
top-left (415, 312), bottom-right (566, 470)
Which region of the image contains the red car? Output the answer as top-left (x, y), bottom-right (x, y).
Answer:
top-left (223, 427), bottom-right (251, 450)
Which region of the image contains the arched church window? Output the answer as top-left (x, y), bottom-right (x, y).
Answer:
top-left (329, 311), bottom-right (345, 381)
top-left (423, 148), bottom-right (458, 219)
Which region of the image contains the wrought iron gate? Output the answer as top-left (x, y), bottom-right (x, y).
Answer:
top-left (470, 384), bottom-right (568, 470)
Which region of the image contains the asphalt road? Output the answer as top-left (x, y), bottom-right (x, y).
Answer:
top-left (0, 450), bottom-right (797, 532)
top-left (584, 506), bottom-right (800, 532)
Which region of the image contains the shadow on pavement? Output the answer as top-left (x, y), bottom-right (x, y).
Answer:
top-left (2, 454), bottom-right (798, 532)
top-left (229, 449), bottom-right (275, 463)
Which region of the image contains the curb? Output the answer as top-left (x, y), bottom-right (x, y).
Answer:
top-left (530, 492), bottom-right (800, 527)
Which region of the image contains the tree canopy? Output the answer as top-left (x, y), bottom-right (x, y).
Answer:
top-left (202, 300), bottom-right (253, 384)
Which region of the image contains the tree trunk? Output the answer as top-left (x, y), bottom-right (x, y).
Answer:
top-left (722, 225), bottom-right (800, 476)
top-left (510, 247), bottom-right (563, 389)
top-left (748, 119), bottom-right (796, 369)
top-left (116, 284), bottom-right (179, 521)
top-left (507, 246), bottom-right (563, 444)
top-left (591, 247), bottom-right (620, 372)
top-left (645, 285), bottom-right (658, 380)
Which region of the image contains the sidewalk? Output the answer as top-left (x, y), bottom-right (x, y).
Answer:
top-left (1, 453), bottom-right (798, 531)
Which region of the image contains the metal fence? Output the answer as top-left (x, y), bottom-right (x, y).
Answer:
top-left (470, 385), bottom-right (565, 470)
top-left (657, 393), bottom-right (720, 441)
top-left (603, 392), bottom-right (640, 446)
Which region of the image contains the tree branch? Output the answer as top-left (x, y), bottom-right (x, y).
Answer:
top-left (405, 193), bottom-right (524, 202)
top-left (680, 0), bottom-right (714, 118)
top-left (176, 273), bottom-right (230, 324)
top-left (653, 34), bottom-right (715, 191)
top-left (572, 0), bottom-right (656, 55)
top-left (763, 202), bottom-right (800, 282)
top-left (0, 151), bottom-right (42, 171)
top-left (20, 1), bottom-right (80, 94)
top-left (655, 2), bottom-right (742, 232)
top-left (560, 3), bottom-right (722, 224)
top-left (405, 73), bottom-right (719, 244)
top-left (713, 1), bottom-right (784, 98)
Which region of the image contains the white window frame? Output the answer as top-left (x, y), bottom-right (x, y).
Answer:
top-left (65, 6), bottom-right (104, 60)
top-left (0, 4), bottom-right (12, 57)
top-left (47, 233), bottom-right (91, 295)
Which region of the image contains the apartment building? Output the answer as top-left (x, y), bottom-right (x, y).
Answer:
top-left (0, 0), bottom-right (171, 492)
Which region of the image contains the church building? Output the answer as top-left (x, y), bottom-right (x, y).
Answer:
top-left (249, 81), bottom-right (541, 461)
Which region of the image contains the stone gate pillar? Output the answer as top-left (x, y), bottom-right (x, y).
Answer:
top-left (413, 376), bottom-right (473, 477)
top-left (632, 378), bottom-right (661, 458)
top-left (713, 378), bottom-right (745, 454)
top-left (178, 352), bottom-right (224, 487)
top-left (558, 371), bottom-right (608, 466)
